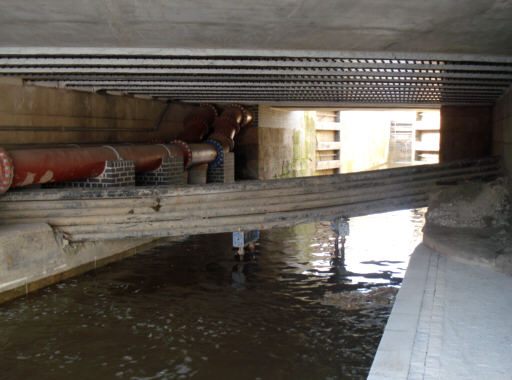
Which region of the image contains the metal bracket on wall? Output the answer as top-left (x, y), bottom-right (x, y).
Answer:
top-left (233, 230), bottom-right (260, 259)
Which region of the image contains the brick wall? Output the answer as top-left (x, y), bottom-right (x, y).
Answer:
top-left (45, 160), bottom-right (135, 188)
top-left (135, 157), bottom-right (184, 186)
top-left (207, 152), bottom-right (235, 183)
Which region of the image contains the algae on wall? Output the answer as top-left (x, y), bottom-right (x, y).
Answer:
top-left (257, 106), bottom-right (316, 179)
top-left (280, 111), bottom-right (316, 178)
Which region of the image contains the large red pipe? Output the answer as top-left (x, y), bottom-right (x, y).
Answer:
top-left (209, 104), bottom-right (253, 152)
top-left (6, 146), bottom-right (117, 188)
top-left (0, 142), bottom-right (220, 194)
top-left (114, 144), bottom-right (182, 172)
top-left (0, 104), bottom-right (252, 194)
top-left (177, 104), bottom-right (218, 143)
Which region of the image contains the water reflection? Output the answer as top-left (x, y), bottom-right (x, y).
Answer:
top-left (0, 209), bottom-right (425, 380)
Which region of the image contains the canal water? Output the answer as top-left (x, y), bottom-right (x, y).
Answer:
top-left (1, 209), bottom-right (425, 380)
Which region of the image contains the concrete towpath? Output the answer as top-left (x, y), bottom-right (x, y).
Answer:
top-left (368, 244), bottom-right (512, 379)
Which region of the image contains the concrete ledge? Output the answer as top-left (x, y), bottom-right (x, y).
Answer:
top-left (423, 226), bottom-right (512, 275)
top-left (0, 223), bottom-right (165, 304)
top-left (368, 244), bottom-right (435, 380)
top-left (370, 240), bottom-right (512, 379)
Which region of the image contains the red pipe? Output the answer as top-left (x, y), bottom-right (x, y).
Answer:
top-left (6, 146), bottom-right (117, 188)
top-left (0, 104), bottom-right (253, 194)
top-left (114, 144), bottom-right (182, 172)
top-left (0, 142), bottom-right (219, 194)
top-left (177, 104), bottom-right (217, 143)
top-left (208, 104), bottom-right (252, 152)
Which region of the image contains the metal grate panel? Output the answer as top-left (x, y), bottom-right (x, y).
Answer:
top-left (1, 49), bottom-right (511, 106)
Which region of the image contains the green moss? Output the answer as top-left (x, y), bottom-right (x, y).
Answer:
top-left (274, 112), bottom-right (316, 179)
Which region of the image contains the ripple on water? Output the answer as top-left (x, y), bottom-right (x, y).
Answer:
top-left (0, 209), bottom-right (425, 379)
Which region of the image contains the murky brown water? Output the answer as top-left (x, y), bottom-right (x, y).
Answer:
top-left (1, 209), bottom-right (425, 380)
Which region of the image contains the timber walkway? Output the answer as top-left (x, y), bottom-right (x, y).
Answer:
top-left (0, 157), bottom-right (501, 242)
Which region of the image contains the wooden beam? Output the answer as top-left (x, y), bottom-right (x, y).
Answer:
top-left (315, 121), bottom-right (341, 131)
top-left (316, 141), bottom-right (341, 150)
top-left (316, 160), bottom-right (341, 170)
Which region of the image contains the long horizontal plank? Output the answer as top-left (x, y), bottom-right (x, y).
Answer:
top-left (63, 194), bottom-right (429, 242)
top-left (315, 122), bottom-right (341, 131)
top-left (3, 57), bottom-right (512, 73)
top-left (42, 168), bottom-right (500, 230)
top-left (0, 157), bottom-right (499, 203)
top-left (316, 160), bottom-right (341, 170)
top-left (0, 161), bottom-right (500, 217)
top-left (0, 162), bottom-right (491, 215)
top-left (38, 184), bottom-right (430, 228)
top-left (0, 165), bottom-right (498, 220)
top-left (3, 66), bottom-right (512, 79)
top-left (0, 158), bottom-right (501, 243)
top-left (2, 47), bottom-right (511, 64)
top-left (317, 141), bottom-right (341, 150)
top-left (61, 192), bottom-right (429, 236)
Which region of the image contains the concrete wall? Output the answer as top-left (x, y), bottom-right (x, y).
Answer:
top-left (440, 106), bottom-right (492, 163)
top-left (493, 86), bottom-right (512, 176)
top-left (0, 222), bottom-right (161, 303)
top-left (0, 77), bottom-right (192, 146)
top-left (256, 106), bottom-right (316, 179)
top-left (338, 111), bottom-right (391, 173)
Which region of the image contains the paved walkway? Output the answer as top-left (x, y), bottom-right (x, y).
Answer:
top-left (368, 244), bottom-right (512, 379)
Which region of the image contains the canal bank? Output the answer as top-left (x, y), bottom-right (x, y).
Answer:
top-left (369, 243), bottom-right (512, 379)
top-left (369, 178), bottom-right (512, 379)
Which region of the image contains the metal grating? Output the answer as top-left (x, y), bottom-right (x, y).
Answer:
top-left (1, 49), bottom-right (511, 106)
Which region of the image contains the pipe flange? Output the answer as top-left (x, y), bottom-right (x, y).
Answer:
top-left (200, 103), bottom-right (219, 119)
top-left (170, 139), bottom-right (193, 168)
top-left (0, 147), bottom-right (13, 195)
top-left (204, 139), bottom-right (224, 168)
top-left (209, 133), bottom-right (235, 151)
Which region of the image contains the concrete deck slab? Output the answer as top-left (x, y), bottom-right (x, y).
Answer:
top-left (369, 244), bottom-right (512, 379)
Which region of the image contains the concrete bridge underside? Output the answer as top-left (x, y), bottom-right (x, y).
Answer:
top-left (1, 1), bottom-right (512, 378)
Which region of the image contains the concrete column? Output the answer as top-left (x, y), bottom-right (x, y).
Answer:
top-left (188, 164), bottom-right (208, 184)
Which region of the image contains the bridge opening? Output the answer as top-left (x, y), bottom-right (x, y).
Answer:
top-left (237, 106), bottom-right (440, 181)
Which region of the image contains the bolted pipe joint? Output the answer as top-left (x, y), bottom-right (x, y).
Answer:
top-left (0, 147), bottom-right (13, 195)
top-left (170, 140), bottom-right (193, 168)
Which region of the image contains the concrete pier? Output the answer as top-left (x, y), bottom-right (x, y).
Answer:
top-left (369, 243), bottom-right (512, 379)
